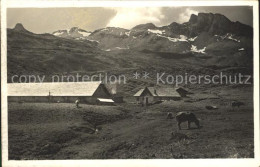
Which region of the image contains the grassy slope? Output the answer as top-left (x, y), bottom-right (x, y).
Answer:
top-left (7, 27), bottom-right (254, 159)
top-left (7, 30), bottom-right (119, 79)
top-left (7, 29), bottom-right (253, 85)
top-left (8, 86), bottom-right (253, 159)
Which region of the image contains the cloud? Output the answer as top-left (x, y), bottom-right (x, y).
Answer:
top-left (177, 8), bottom-right (199, 23)
top-left (7, 8), bottom-right (116, 33)
top-left (7, 7), bottom-right (252, 34)
top-left (107, 8), bottom-right (165, 29)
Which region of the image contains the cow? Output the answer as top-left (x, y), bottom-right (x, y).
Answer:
top-left (231, 101), bottom-right (244, 108)
top-left (175, 112), bottom-right (200, 130)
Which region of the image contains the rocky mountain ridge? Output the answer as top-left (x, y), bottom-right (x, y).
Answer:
top-left (51, 13), bottom-right (252, 59)
top-left (7, 12), bottom-right (253, 81)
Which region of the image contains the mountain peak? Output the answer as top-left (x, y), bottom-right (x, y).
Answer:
top-left (69, 27), bottom-right (79, 33)
top-left (132, 23), bottom-right (157, 30)
top-left (189, 13), bottom-right (231, 24)
top-left (52, 27), bottom-right (92, 38)
top-left (187, 12), bottom-right (235, 35)
top-left (13, 23), bottom-right (28, 32)
top-left (189, 14), bottom-right (198, 24)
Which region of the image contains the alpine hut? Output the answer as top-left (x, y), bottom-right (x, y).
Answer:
top-left (133, 87), bottom-right (181, 106)
top-left (8, 81), bottom-right (114, 104)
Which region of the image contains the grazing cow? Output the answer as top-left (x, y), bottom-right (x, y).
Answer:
top-left (231, 101), bottom-right (244, 108)
top-left (175, 112), bottom-right (200, 130)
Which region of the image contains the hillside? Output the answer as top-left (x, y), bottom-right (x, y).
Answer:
top-left (97, 13), bottom-right (251, 65)
top-left (7, 24), bottom-right (115, 78)
top-left (8, 86), bottom-right (254, 159)
top-left (7, 12), bottom-right (254, 160)
top-left (53, 13), bottom-right (253, 66)
top-left (7, 13), bottom-right (253, 85)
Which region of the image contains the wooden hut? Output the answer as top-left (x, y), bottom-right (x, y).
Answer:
top-left (8, 81), bottom-right (114, 104)
top-left (134, 87), bottom-right (181, 106)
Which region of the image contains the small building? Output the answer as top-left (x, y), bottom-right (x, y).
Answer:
top-left (133, 87), bottom-right (181, 106)
top-left (8, 81), bottom-right (114, 104)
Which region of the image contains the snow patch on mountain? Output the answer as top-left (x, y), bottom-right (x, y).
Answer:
top-left (53, 31), bottom-right (64, 36)
top-left (86, 39), bottom-right (100, 43)
top-left (115, 46), bottom-right (129, 50)
top-left (178, 35), bottom-right (188, 41)
top-left (104, 46), bottom-right (129, 51)
top-left (188, 36), bottom-right (197, 41)
top-left (78, 31), bottom-right (91, 37)
top-left (191, 45), bottom-right (206, 54)
top-left (157, 34), bottom-right (188, 42)
top-left (148, 29), bottom-right (165, 35)
top-left (214, 33), bottom-right (240, 42)
top-left (125, 31), bottom-right (131, 36)
top-left (227, 36), bottom-right (240, 42)
top-left (53, 28), bottom-right (92, 39)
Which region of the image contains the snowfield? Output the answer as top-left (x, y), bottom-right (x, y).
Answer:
top-left (78, 31), bottom-right (91, 37)
top-left (115, 46), bottom-right (129, 50)
top-left (191, 45), bottom-right (206, 54)
top-left (215, 33), bottom-right (240, 42)
top-left (188, 36), bottom-right (197, 41)
top-left (125, 31), bottom-right (131, 36)
top-left (53, 31), bottom-right (64, 36)
top-left (157, 34), bottom-right (188, 43)
top-left (148, 29), bottom-right (165, 35)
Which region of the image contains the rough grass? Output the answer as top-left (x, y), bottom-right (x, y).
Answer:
top-left (8, 86), bottom-right (254, 159)
top-left (8, 103), bottom-right (130, 159)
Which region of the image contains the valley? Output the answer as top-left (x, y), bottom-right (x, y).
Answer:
top-left (6, 12), bottom-right (255, 159)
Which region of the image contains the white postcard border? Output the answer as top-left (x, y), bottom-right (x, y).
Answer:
top-left (1, 1), bottom-right (259, 167)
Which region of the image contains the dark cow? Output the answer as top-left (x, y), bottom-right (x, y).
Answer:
top-left (231, 101), bottom-right (244, 108)
top-left (175, 112), bottom-right (200, 130)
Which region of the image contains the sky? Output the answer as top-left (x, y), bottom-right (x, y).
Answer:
top-left (7, 6), bottom-right (253, 34)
